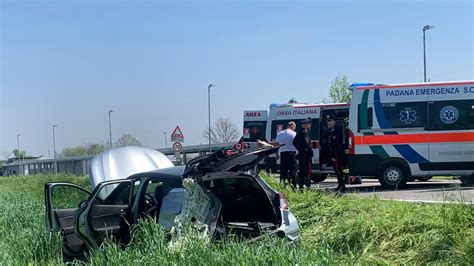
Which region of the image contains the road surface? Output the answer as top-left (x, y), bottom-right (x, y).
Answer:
top-left (313, 178), bottom-right (474, 204)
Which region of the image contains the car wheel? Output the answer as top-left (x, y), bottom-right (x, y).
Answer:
top-left (378, 163), bottom-right (408, 189)
top-left (460, 175), bottom-right (474, 186)
top-left (417, 176), bottom-right (432, 182)
top-left (311, 174), bottom-right (327, 182)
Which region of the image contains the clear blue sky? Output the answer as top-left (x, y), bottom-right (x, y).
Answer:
top-left (1, 0), bottom-right (473, 158)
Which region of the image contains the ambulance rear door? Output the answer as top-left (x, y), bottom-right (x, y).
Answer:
top-left (268, 104), bottom-right (321, 170)
top-left (243, 110), bottom-right (268, 150)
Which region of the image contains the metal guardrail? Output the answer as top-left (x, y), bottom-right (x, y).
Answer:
top-left (1, 142), bottom-right (235, 167)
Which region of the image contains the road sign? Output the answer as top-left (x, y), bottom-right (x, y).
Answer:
top-left (172, 142), bottom-right (183, 152)
top-left (171, 126), bottom-right (184, 142)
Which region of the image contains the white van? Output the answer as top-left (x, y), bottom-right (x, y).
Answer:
top-left (244, 103), bottom-right (349, 181)
top-left (347, 81), bottom-right (474, 188)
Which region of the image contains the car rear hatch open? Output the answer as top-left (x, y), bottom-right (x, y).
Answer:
top-left (188, 147), bottom-right (279, 174)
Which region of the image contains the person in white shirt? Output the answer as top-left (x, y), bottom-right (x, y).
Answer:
top-left (275, 121), bottom-right (297, 187)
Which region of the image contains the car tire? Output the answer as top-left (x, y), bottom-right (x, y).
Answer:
top-left (417, 176), bottom-right (432, 182)
top-left (460, 175), bottom-right (474, 186)
top-left (378, 163), bottom-right (408, 189)
top-left (311, 174), bottom-right (328, 183)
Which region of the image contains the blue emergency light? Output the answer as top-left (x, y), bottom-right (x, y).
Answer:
top-left (350, 83), bottom-right (374, 87)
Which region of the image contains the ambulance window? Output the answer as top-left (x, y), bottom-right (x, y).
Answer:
top-left (382, 102), bottom-right (428, 129)
top-left (367, 107), bottom-right (373, 127)
top-left (243, 121), bottom-right (267, 142)
top-left (428, 100), bottom-right (474, 130)
top-left (357, 105), bottom-right (373, 130)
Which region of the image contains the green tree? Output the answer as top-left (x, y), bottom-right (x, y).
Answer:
top-left (115, 134), bottom-right (142, 147)
top-left (322, 75), bottom-right (352, 103)
top-left (61, 146), bottom-right (88, 157)
top-left (60, 142), bottom-right (107, 157)
top-left (88, 143), bottom-right (107, 154)
top-left (12, 149), bottom-right (27, 159)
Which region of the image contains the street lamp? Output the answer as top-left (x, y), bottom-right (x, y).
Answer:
top-left (108, 110), bottom-right (114, 149)
top-left (423, 25), bottom-right (435, 82)
top-left (16, 134), bottom-right (21, 157)
top-left (163, 131), bottom-right (167, 148)
top-left (17, 133), bottom-right (21, 175)
top-left (52, 125), bottom-right (58, 174)
top-left (207, 83), bottom-right (216, 153)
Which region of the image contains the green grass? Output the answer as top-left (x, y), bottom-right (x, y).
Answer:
top-left (0, 173), bottom-right (472, 265)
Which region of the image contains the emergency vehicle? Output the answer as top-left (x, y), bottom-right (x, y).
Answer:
top-left (243, 103), bottom-right (350, 181)
top-left (347, 81), bottom-right (474, 188)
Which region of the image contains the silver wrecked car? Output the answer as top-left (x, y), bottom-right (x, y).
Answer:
top-left (45, 146), bottom-right (299, 257)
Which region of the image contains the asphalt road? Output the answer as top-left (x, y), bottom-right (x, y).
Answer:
top-left (313, 178), bottom-right (474, 204)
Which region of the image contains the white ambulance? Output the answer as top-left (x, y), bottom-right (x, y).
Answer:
top-left (243, 103), bottom-right (349, 181)
top-left (347, 81), bottom-right (474, 188)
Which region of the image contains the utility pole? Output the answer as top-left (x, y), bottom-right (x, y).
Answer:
top-left (108, 110), bottom-right (114, 149)
top-left (207, 83), bottom-right (216, 153)
top-left (423, 25), bottom-right (435, 82)
top-left (52, 125), bottom-right (58, 174)
top-left (17, 133), bottom-right (21, 175)
top-left (163, 131), bottom-right (167, 148)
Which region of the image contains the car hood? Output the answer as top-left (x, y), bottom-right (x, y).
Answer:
top-left (89, 146), bottom-right (174, 188)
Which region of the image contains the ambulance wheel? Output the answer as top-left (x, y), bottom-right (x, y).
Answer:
top-left (417, 176), bottom-right (432, 182)
top-left (311, 174), bottom-right (327, 183)
top-left (378, 163), bottom-right (408, 189)
top-left (460, 175), bottom-right (474, 186)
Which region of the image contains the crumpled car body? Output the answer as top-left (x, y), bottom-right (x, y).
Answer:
top-left (44, 146), bottom-right (300, 257)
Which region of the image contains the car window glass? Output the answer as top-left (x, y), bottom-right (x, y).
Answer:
top-left (52, 185), bottom-right (90, 209)
top-left (203, 177), bottom-right (259, 191)
top-left (145, 180), bottom-right (163, 195)
top-left (97, 182), bottom-right (132, 205)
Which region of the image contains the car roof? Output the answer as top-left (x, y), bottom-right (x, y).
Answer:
top-left (123, 165), bottom-right (187, 192)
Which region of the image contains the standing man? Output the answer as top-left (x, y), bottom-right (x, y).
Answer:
top-left (327, 115), bottom-right (346, 192)
top-left (275, 121), bottom-right (297, 187)
top-left (293, 118), bottom-right (313, 189)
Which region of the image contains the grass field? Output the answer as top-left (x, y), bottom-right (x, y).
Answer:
top-left (0, 173), bottom-right (472, 265)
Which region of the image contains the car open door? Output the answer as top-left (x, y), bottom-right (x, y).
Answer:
top-left (75, 179), bottom-right (135, 250)
top-left (44, 182), bottom-right (91, 257)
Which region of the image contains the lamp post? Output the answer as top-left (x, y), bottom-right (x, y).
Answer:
top-left (17, 133), bottom-right (21, 175)
top-left (52, 125), bottom-right (58, 174)
top-left (163, 131), bottom-right (167, 148)
top-left (16, 134), bottom-right (21, 157)
top-left (207, 83), bottom-right (216, 153)
top-left (108, 110), bottom-right (114, 149)
top-left (423, 25), bottom-right (435, 82)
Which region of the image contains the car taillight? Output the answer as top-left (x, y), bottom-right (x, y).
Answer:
top-left (347, 129), bottom-right (355, 155)
top-left (278, 192), bottom-right (289, 210)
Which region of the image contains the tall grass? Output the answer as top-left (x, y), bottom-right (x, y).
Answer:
top-left (263, 173), bottom-right (474, 264)
top-left (0, 173), bottom-right (472, 265)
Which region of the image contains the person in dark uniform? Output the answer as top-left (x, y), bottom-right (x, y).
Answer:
top-left (293, 118), bottom-right (313, 189)
top-left (327, 115), bottom-right (346, 192)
